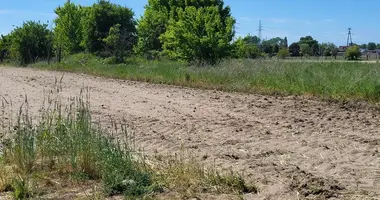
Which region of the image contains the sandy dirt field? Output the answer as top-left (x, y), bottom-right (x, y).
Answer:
top-left (1, 66), bottom-right (380, 199)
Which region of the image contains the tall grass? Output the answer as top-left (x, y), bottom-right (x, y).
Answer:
top-left (0, 84), bottom-right (256, 199)
top-left (32, 53), bottom-right (380, 102)
top-left (0, 87), bottom-right (155, 198)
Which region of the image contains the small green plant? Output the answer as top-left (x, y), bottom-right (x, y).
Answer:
top-left (12, 176), bottom-right (32, 199)
top-left (185, 73), bottom-right (191, 82)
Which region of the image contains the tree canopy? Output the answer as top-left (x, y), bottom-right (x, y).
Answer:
top-left (54, 0), bottom-right (83, 55)
top-left (8, 21), bottom-right (52, 65)
top-left (81, 0), bottom-right (137, 53)
top-left (160, 4), bottom-right (235, 64)
top-left (368, 42), bottom-right (376, 50)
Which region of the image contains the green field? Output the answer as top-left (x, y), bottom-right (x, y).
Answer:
top-left (32, 53), bottom-right (380, 102)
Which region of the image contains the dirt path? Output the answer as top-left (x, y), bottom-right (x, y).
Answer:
top-left (1, 66), bottom-right (380, 199)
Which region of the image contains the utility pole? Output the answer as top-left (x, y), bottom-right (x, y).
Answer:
top-left (347, 28), bottom-right (353, 47)
top-left (258, 20), bottom-right (263, 44)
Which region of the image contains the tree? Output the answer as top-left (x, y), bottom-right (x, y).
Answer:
top-left (242, 34), bottom-right (260, 46)
top-left (368, 42), bottom-right (376, 50)
top-left (311, 43), bottom-right (319, 56)
top-left (82, 0), bottom-right (137, 54)
top-left (300, 43), bottom-right (311, 57)
top-left (261, 42), bottom-right (273, 55)
top-left (320, 42), bottom-right (337, 57)
top-left (103, 24), bottom-right (135, 63)
top-left (160, 5), bottom-right (235, 64)
top-left (299, 36), bottom-right (318, 48)
top-left (345, 45), bottom-right (361, 60)
top-left (0, 34), bottom-right (11, 62)
top-left (360, 44), bottom-right (367, 49)
top-left (273, 44), bottom-right (280, 54)
top-left (331, 48), bottom-right (338, 59)
top-left (288, 42), bottom-right (300, 57)
top-left (264, 37), bottom-right (284, 46)
top-left (277, 48), bottom-right (289, 59)
top-left (8, 21), bottom-right (52, 65)
top-left (232, 37), bottom-right (259, 59)
top-left (135, 0), bottom-right (170, 54)
top-left (283, 37), bottom-right (288, 48)
top-left (377, 43), bottom-right (380, 49)
top-left (136, 0), bottom-right (230, 55)
top-left (54, 0), bottom-right (83, 55)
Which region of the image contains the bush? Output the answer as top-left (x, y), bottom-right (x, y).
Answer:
top-left (8, 21), bottom-right (53, 66)
top-left (345, 46), bottom-right (361, 60)
top-left (277, 48), bottom-right (289, 59)
top-left (161, 6), bottom-right (235, 64)
top-left (232, 38), bottom-right (260, 59)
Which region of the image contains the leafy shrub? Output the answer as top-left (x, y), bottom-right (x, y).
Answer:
top-left (277, 48), bottom-right (289, 59)
top-left (345, 46), bottom-right (361, 60)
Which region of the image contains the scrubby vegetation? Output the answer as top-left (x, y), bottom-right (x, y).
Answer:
top-left (32, 54), bottom-right (380, 102)
top-left (0, 86), bottom-right (256, 199)
top-left (0, 0), bottom-right (378, 103)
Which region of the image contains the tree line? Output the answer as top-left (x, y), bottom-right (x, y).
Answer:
top-left (0, 0), bottom-right (374, 65)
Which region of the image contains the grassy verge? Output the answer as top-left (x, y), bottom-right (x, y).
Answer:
top-left (30, 53), bottom-right (380, 102)
top-left (0, 86), bottom-right (256, 199)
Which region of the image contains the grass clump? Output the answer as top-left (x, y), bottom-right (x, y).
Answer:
top-left (0, 86), bottom-right (257, 199)
top-left (154, 154), bottom-right (257, 198)
top-left (0, 88), bottom-right (155, 199)
top-left (31, 54), bottom-right (380, 102)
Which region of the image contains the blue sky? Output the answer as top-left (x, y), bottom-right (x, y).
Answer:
top-left (1, 0), bottom-right (379, 45)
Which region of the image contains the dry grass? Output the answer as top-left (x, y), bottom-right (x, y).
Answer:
top-left (0, 83), bottom-right (257, 199)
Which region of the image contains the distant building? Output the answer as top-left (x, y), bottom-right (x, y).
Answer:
top-left (338, 46), bottom-right (348, 52)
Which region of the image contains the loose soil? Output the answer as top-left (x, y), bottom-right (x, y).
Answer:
top-left (1, 66), bottom-right (380, 199)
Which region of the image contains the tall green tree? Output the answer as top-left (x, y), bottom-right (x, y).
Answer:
top-left (320, 42), bottom-right (337, 57)
top-left (54, 0), bottom-right (83, 55)
top-left (360, 44), bottom-right (367, 49)
top-left (283, 37), bottom-right (288, 48)
top-left (345, 45), bottom-right (361, 60)
top-left (136, 0), bottom-right (231, 55)
top-left (300, 43), bottom-right (311, 56)
top-left (9, 21), bottom-right (52, 65)
top-left (232, 37), bottom-right (259, 59)
top-left (135, 0), bottom-right (170, 54)
top-left (368, 42), bottom-right (376, 50)
top-left (103, 23), bottom-right (135, 62)
top-left (0, 34), bottom-right (11, 62)
top-left (288, 42), bottom-right (300, 57)
top-left (299, 36), bottom-right (319, 56)
top-left (160, 5), bottom-right (235, 64)
top-left (242, 34), bottom-right (260, 46)
top-left (299, 36), bottom-right (318, 47)
top-left (82, 0), bottom-right (137, 53)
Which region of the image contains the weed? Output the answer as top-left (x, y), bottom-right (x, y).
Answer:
top-left (1, 87), bottom-right (155, 199)
top-left (32, 54), bottom-right (380, 102)
top-left (154, 154), bottom-right (257, 197)
top-left (0, 83), bottom-right (256, 199)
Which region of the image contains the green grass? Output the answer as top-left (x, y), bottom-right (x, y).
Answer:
top-left (0, 84), bottom-right (255, 199)
top-left (31, 53), bottom-right (380, 102)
